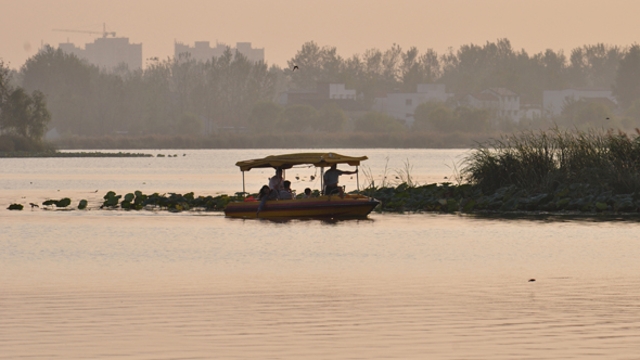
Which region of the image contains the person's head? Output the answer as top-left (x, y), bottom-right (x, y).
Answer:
top-left (330, 164), bottom-right (337, 170)
top-left (275, 168), bottom-right (283, 176)
top-left (283, 180), bottom-right (291, 190)
top-left (304, 188), bottom-right (311, 196)
top-left (259, 185), bottom-right (270, 195)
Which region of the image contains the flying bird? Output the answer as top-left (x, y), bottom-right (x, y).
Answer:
top-left (528, 279), bottom-right (536, 282)
top-left (29, 203), bottom-right (39, 208)
top-left (292, 65), bottom-right (299, 71)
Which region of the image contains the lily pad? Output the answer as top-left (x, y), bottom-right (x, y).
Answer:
top-left (78, 199), bottom-right (88, 210)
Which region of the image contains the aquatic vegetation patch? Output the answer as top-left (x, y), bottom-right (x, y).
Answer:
top-left (78, 199), bottom-right (88, 210)
top-left (360, 181), bottom-right (640, 215)
top-left (42, 198), bottom-right (71, 208)
top-left (95, 191), bottom-right (243, 212)
top-left (7, 204), bottom-right (23, 210)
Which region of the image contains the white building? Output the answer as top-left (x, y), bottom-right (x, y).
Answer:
top-left (543, 89), bottom-right (616, 116)
top-left (372, 84), bottom-right (451, 126)
top-left (464, 88), bottom-right (520, 120)
top-left (328, 84), bottom-right (356, 100)
top-left (175, 41), bottom-right (264, 63)
top-left (59, 37), bottom-right (142, 71)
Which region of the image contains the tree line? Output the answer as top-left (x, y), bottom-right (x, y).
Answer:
top-left (2, 39), bottom-right (640, 140)
top-left (0, 60), bottom-right (51, 151)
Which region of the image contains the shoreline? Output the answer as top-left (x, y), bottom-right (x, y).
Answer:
top-left (0, 151), bottom-right (154, 158)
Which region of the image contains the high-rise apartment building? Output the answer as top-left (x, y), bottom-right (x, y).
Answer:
top-left (59, 37), bottom-right (142, 71)
top-left (175, 41), bottom-right (264, 63)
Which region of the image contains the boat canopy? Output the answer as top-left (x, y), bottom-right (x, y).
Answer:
top-left (236, 152), bottom-right (368, 171)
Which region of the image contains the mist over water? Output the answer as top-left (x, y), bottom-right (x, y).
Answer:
top-left (2, 149), bottom-right (640, 359)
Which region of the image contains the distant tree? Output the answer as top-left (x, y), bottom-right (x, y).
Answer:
top-left (568, 44), bottom-right (623, 89)
top-left (287, 41), bottom-right (343, 90)
top-left (413, 101), bottom-right (455, 132)
top-left (247, 101), bottom-right (283, 131)
top-left (280, 104), bottom-right (317, 131)
top-left (623, 99), bottom-right (640, 128)
top-left (21, 46), bottom-right (97, 135)
top-left (614, 44), bottom-right (640, 109)
top-left (456, 106), bottom-right (491, 133)
top-left (178, 112), bottom-right (203, 135)
top-left (355, 112), bottom-right (405, 133)
top-left (313, 103), bottom-right (347, 132)
top-left (561, 98), bottom-right (612, 127)
top-left (0, 87), bottom-right (51, 139)
top-left (418, 49), bottom-right (441, 83)
top-left (400, 47), bottom-right (422, 92)
top-left (0, 60), bottom-right (10, 103)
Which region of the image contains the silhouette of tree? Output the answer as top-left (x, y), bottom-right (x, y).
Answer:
top-left (248, 101), bottom-right (283, 131)
top-left (0, 87), bottom-right (51, 139)
top-left (313, 103), bottom-right (347, 132)
top-left (614, 44), bottom-right (640, 109)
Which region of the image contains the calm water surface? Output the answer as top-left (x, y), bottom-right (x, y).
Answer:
top-left (1, 149), bottom-right (640, 359)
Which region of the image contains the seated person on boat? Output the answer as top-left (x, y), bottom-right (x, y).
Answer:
top-left (302, 188), bottom-right (312, 198)
top-left (279, 180), bottom-right (294, 200)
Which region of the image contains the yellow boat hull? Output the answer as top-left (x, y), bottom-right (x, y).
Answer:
top-left (224, 194), bottom-right (380, 219)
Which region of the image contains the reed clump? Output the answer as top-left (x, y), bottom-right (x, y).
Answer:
top-left (463, 128), bottom-right (640, 195)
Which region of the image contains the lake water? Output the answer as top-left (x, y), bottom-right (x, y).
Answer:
top-left (2, 149), bottom-right (640, 359)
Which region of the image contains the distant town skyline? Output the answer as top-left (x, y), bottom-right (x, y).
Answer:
top-left (1, 0), bottom-right (640, 70)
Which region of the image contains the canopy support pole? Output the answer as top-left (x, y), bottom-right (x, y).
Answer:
top-left (356, 166), bottom-right (360, 193)
top-left (320, 167), bottom-right (324, 195)
top-left (242, 171), bottom-right (245, 198)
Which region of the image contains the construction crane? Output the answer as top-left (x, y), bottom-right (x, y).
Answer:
top-left (53, 23), bottom-right (116, 38)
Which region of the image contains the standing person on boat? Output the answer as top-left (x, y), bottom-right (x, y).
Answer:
top-left (323, 164), bottom-right (358, 197)
top-left (269, 168), bottom-right (284, 192)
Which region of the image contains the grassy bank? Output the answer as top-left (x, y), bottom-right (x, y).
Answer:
top-left (361, 128), bottom-right (640, 214)
top-left (0, 134), bottom-right (152, 157)
top-left (0, 151), bottom-right (153, 158)
top-left (52, 131), bottom-right (496, 150)
top-left (0, 134), bottom-right (54, 152)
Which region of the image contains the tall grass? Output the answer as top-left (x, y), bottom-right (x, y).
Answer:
top-left (463, 128), bottom-right (640, 194)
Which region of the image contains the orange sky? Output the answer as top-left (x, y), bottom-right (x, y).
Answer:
top-left (1, 0), bottom-right (639, 70)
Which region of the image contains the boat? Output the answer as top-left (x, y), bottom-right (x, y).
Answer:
top-left (224, 152), bottom-right (380, 219)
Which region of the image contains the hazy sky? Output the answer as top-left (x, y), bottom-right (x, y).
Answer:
top-left (1, 0), bottom-right (639, 70)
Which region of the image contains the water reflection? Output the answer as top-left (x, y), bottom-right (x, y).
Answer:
top-left (239, 217), bottom-right (376, 225)
top-left (466, 211), bottom-right (640, 223)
